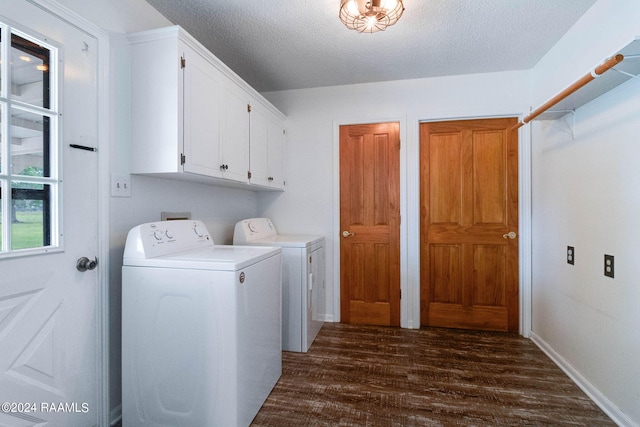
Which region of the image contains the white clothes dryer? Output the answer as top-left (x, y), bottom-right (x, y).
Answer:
top-left (122, 220), bottom-right (281, 427)
top-left (234, 218), bottom-right (324, 352)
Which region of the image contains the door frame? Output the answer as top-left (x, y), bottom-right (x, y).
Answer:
top-left (31, 0), bottom-right (111, 424)
top-left (332, 113), bottom-right (532, 336)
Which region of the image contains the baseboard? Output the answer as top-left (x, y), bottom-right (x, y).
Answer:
top-left (109, 404), bottom-right (122, 426)
top-left (529, 331), bottom-right (636, 427)
top-left (319, 314), bottom-right (334, 322)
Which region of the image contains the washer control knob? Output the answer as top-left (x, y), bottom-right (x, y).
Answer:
top-left (153, 230), bottom-right (164, 240)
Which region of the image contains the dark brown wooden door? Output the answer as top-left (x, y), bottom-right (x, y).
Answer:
top-left (420, 118), bottom-right (519, 332)
top-left (340, 122), bottom-right (400, 326)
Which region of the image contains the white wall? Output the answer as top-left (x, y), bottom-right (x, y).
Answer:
top-left (529, 0), bottom-right (640, 425)
top-left (261, 71), bottom-right (530, 328)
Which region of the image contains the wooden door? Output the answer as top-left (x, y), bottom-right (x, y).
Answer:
top-left (340, 122), bottom-right (400, 326)
top-left (420, 118), bottom-right (519, 332)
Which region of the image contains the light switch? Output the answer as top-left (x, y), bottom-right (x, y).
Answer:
top-left (111, 174), bottom-right (131, 197)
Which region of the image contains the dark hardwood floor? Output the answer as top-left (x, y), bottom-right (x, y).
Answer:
top-left (251, 323), bottom-right (614, 426)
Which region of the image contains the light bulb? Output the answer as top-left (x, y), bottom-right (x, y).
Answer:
top-left (347, 0), bottom-right (360, 16)
top-left (380, 0), bottom-right (398, 10)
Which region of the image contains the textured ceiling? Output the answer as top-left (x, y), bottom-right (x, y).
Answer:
top-left (144, 0), bottom-right (597, 92)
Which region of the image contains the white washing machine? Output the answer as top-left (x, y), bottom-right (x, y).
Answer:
top-left (122, 220), bottom-right (282, 427)
top-left (234, 218), bottom-right (324, 353)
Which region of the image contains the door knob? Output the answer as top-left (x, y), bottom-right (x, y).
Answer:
top-left (502, 231), bottom-right (517, 240)
top-left (76, 256), bottom-right (98, 272)
top-left (342, 231), bottom-right (355, 238)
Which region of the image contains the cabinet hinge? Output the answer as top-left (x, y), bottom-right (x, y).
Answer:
top-left (180, 153), bottom-right (186, 165)
top-left (247, 171), bottom-right (252, 179)
top-left (399, 289), bottom-right (402, 299)
top-left (180, 56), bottom-right (186, 69)
top-left (247, 104), bottom-right (252, 113)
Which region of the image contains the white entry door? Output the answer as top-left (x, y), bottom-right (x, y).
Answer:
top-left (0, 1), bottom-right (101, 426)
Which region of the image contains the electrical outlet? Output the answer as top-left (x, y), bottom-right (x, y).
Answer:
top-left (604, 254), bottom-right (614, 278)
top-left (111, 173), bottom-right (131, 197)
top-left (567, 246), bottom-right (575, 265)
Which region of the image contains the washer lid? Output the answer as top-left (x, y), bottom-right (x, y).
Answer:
top-left (241, 234), bottom-right (324, 248)
top-left (124, 245), bottom-right (281, 270)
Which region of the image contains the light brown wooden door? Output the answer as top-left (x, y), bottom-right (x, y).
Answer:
top-left (340, 122), bottom-right (400, 326)
top-left (420, 118), bottom-right (519, 332)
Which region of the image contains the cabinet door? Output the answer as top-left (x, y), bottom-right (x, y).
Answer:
top-left (182, 44), bottom-right (223, 177)
top-left (249, 104), bottom-right (270, 187)
top-left (221, 84), bottom-right (250, 182)
top-left (249, 102), bottom-right (286, 189)
top-left (267, 118), bottom-right (286, 190)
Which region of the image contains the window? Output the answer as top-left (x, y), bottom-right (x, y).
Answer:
top-left (0, 24), bottom-right (60, 256)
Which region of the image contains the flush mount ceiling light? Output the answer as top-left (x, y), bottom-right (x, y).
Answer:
top-left (339, 0), bottom-right (405, 33)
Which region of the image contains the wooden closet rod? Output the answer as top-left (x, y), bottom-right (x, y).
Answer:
top-left (512, 53), bottom-right (624, 130)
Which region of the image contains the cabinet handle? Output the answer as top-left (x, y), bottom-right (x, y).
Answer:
top-left (220, 164), bottom-right (229, 171)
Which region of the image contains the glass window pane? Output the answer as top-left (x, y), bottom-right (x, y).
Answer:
top-left (0, 104), bottom-right (4, 174)
top-left (0, 28), bottom-right (3, 98)
top-left (0, 28), bottom-right (57, 256)
top-left (11, 109), bottom-right (49, 177)
top-left (11, 33), bottom-right (50, 109)
top-left (0, 182), bottom-right (3, 250)
top-left (11, 180), bottom-right (50, 250)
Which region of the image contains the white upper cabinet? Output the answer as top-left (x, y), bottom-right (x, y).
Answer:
top-left (249, 99), bottom-right (286, 190)
top-left (220, 83), bottom-right (251, 183)
top-left (182, 42), bottom-right (224, 178)
top-left (128, 26), bottom-right (286, 190)
top-left (267, 117), bottom-right (287, 190)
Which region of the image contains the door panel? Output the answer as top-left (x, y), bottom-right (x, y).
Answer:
top-left (420, 118), bottom-right (518, 332)
top-left (340, 122), bottom-right (400, 327)
top-left (429, 133), bottom-right (462, 224)
top-left (474, 131), bottom-right (506, 224)
top-left (0, 2), bottom-right (100, 425)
